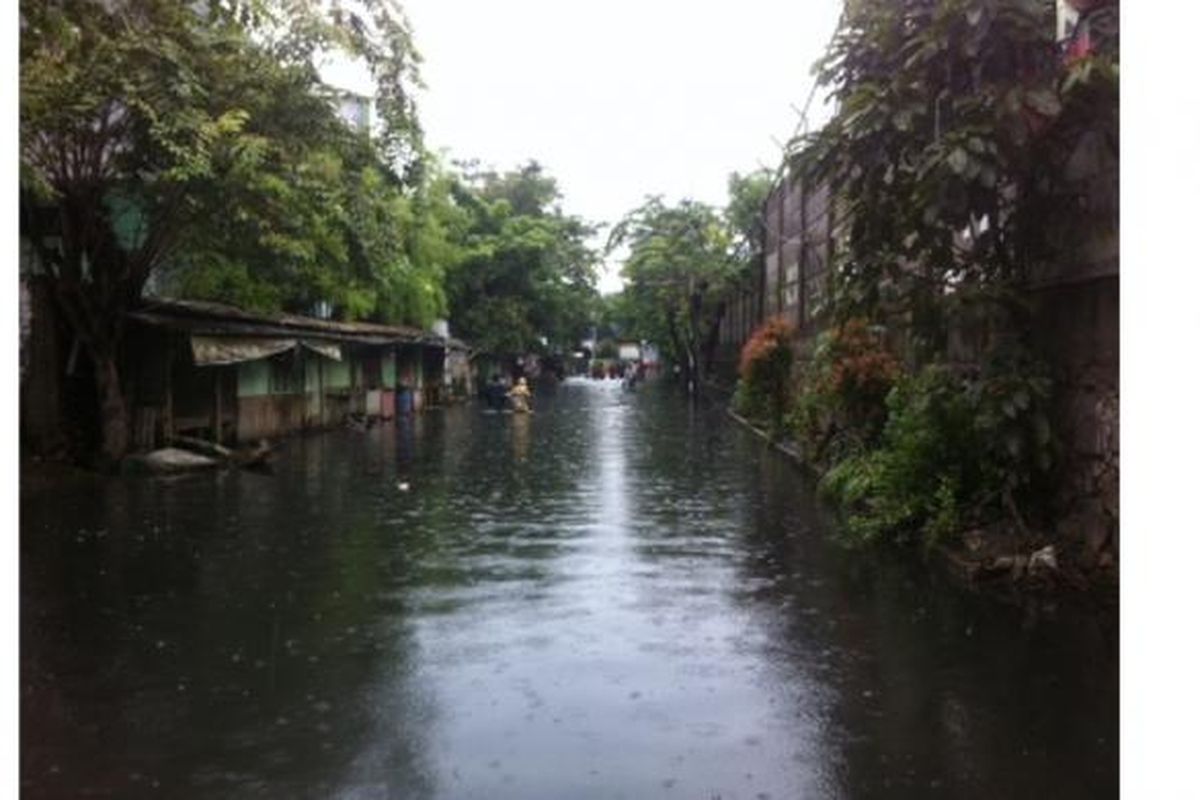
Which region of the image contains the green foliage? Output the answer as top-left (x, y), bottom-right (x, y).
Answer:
top-left (607, 197), bottom-right (734, 379)
top-left (734, 317), bottom-right (794, 429)
top-left (793, 0), bottom-right (1118, 355)
top-left (725, 169), bottom-right (774, 270)
top-left (18, 0), bottom-right (428, 315)
top-left (606, 170), bottom-right (774, 383)
top-left (169, 130), bottom-right (452, 327)
top-left (444, 161), bottom-right (599, 355)
top-left (819, 354), bottom-right (1055, 547)
top-left (19, 0), bottom-right (427, 458)
top-left (779, 0), bottom-right (1112, 546)
top-left (821, 366), bottom-right (981, 546)
top-left (787, 319), bottom-right (901, 463)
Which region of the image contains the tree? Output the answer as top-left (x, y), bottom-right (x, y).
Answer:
top-left (724, 169), bottom-right (774, 271)
top-left (164, 103), bottom-right (450, 328)
top-left (20, 0), bottom-right (423, 462)
top-left (443, 161), bottom-right (600, 357)
top-left (791, 0), bottom-right (1118, 358)
top-left (607, 198), bottom-right (735, 390)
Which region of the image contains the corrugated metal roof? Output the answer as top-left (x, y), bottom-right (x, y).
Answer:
top-left (129, 298), bottom-right (452, 347)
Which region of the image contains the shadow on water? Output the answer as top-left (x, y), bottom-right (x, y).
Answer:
top-left (22, 378), bottom-right (1116, 798)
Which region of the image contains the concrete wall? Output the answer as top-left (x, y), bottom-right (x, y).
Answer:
top-left (715, 140), bottom-right (1118, 554)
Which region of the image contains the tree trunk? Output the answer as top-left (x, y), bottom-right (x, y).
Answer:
top-left (665, 310), bottom-right (695, 392)
top-left (93, 352), bottom-right (129, 465)
top-left (701, 300), bottom-right (727, 378)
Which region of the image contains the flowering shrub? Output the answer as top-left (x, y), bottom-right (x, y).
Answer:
top-left (734, 317), bottom-right (795, 428)
top-left (821, 319), bottom-right (900, 417)
top-left (787, 318), bottom-right (900, 461)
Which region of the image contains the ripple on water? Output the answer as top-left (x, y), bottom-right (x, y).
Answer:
top-left (20, 381), bottom-right (1118, 800)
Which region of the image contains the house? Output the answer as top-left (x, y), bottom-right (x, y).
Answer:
top-left (121, 298), bottom-right (457, 448)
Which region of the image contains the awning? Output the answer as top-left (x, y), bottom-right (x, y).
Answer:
top-left (300, 340), bottom-right (343, 361)
top-left (191, 336), bottom-right (343, 366)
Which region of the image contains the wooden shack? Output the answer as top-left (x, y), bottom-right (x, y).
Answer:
top-left (122, 299), bottom-right (450, 449)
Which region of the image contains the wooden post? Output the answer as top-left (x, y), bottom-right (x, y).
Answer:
top-left (213, 369), bottom-right (223, 445)
top-left (163, 338), bottom-right (174, 444)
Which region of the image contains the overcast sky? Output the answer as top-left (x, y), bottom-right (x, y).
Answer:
top-left (326, 0), bottom-right (843, 292)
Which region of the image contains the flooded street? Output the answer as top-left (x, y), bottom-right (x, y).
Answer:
top-left (21, 379), bottom-right (1117, 799)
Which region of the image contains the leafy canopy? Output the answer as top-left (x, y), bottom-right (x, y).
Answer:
top-left (792, 0), bottom-right (1118, 354)
top-left (20, 0), bottom-right (431, 326)
top-left (443, 161), bottom-right (600, 355)
top-left (606, 196), bottom-right (735, 371)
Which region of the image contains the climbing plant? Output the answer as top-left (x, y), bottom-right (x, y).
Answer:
top-left (786, 0), bottom-right (1116, 544)
top-left (792, 0), bottom-right (1118, 356)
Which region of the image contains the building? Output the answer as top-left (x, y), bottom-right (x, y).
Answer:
top-left (617, 341), bottom-right (642, 362)
top-left (120, 298), bottom-right (458, 449)
top-left (333, 90), bottom-right (373, 134)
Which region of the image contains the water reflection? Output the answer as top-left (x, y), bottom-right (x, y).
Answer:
top-left (22, 379), bottom-right (1117, 798)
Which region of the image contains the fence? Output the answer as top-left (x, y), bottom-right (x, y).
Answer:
top-left (713, 136), bottom-right (1119, 552)
top-left (715, 170), bottom-right (842, 378)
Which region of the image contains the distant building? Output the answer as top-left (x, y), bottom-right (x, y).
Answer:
top-left (617, 341), bottom-right (642, 362)
top-left (334, 91), bottom-right (372, 134)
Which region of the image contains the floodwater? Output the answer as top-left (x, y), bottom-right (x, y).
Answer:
top-left (21, 379), bottom-right (1118, 799)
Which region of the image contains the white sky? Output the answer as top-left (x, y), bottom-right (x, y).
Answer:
top-left (326, 0), bottom-right (844, 292)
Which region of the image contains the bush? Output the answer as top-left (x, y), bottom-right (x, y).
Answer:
top-left (787, 318), bottom-right (900, 463)
top-left (819, 354), bottom-right (1056, 548)
top-left (820, 365), bottom-right (975, 545)
top-left (734, 317), bottom-right (795, 428)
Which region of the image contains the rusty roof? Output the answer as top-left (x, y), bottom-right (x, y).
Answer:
top-left (128, 297), bottom-right (451, 347)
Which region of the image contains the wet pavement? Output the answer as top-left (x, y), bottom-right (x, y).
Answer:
top-left (21, 379), bottom-right (1118, 798)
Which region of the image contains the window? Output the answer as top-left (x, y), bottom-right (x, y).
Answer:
top-left (269, 353), bottom-right (303, 395)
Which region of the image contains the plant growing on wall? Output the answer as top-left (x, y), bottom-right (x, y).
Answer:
top-left (792, 0), bottom-right (1117, 356)
top-left (781, 0), bottom-right (1115, 545)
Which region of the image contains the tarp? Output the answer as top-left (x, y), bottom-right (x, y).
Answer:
top-left (300, 340), bottom-right (343, 362)
top-left (191, 336), bottom-right (343, 366)
top-left (191, 336), bottom-right (295, 366)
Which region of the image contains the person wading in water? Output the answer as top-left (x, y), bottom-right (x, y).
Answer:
top-left (508, 376), bottom-right (532, 413)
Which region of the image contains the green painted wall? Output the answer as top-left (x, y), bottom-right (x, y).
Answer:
top-left (238, 361), bottom-right (271, 397)
top-left (382, 352), bottom-right (396, 389)
top-left (325, 358), bottom-right (351, 389)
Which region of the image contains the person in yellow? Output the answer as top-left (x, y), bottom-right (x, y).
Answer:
top-left (507, 376), bottom-right (532, 413)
